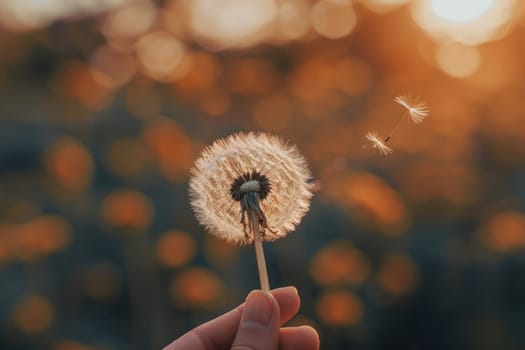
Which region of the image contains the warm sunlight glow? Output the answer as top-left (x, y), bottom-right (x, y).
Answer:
top-left (436, 43), bottom-right (481, 78)
top-left (186, 0), bottom-right (277, 50)
top-left (412, 0), bottom-right (516, 45)
top-left (311, 0), bottom-right (356, 39)
top-left (361, 0), bottom-right (412, 13)
top-left (430, 0), bottom-right (493, 23)
top-left (0, 0), bottom-right (126, 31)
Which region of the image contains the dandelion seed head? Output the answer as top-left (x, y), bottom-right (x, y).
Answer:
top-left (394, 95), bottom-right (430, 124)
top-left (366, 132), bottom-right (393, 156)
top-left (189, 132), bottom-right (313, 245)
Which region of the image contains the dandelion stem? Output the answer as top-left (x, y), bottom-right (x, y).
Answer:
top-left (250, 208), bottom-right (270, 292)
top-left (385, 113), bottom-right (406, 143)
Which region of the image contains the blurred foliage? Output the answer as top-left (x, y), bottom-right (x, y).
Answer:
top-left (1, 0), bottom-right (525, 349)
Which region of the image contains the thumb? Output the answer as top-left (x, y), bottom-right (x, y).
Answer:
top-left (231, 290), bottom-right (280, 350)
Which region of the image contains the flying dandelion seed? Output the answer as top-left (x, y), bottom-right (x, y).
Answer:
top-left (366, 132), bottom-right (393, 156)
top-left (393, 95), bottom-right (430, 124)
top-left (189, 132), bottom-right (313, 291)
top-left (366, 95), bottom-right (430, 154)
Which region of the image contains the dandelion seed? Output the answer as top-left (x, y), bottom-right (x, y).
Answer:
top-left (393, 95), bottom-right (429, 124)
top-left (366, 132), bottom-right (393, 156)
top-left (189, 132), bottom-right (313, 291)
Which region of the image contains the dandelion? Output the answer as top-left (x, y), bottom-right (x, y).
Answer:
top-left (366, 132), bottom-right (392, 156)
top-left (393, 95), bottom-right (429, 124)
top-left (189, 132), bottom-right (313, 291)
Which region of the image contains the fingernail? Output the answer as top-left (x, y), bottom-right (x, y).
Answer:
top-left (242, 291), bottom-right (274, 326)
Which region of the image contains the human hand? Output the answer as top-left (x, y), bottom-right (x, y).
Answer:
top-left (164, 286), bottom-right (319, 350)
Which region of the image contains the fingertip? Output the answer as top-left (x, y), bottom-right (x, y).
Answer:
top-left (271, 286), bottom-right (300, 308)
top-left (249, 289), bottom-right (280, 309)
top-left (280, 326), bottom-right (320, 350)
top-left (270, 286), bottom-right (301, 325)
top-left (232, 290), bottom-right (281, 349)
top-left (299, 325), bottom-right (320, 349)
top-left (243, 290), bottom-right (281, 327)
top-left (287, 286), bottom-right (299, 296)
top-left (273, 286), bottom-right (298, 296)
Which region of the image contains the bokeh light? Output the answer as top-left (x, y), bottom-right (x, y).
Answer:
top-left (11, 295), bottom-right (54, 333)
top-left (360, 0), bottom-right (412, 13)
top-left (310, 240), bottom-right (370, 286)
top-left (172, 52), bottom-right (220, 99)
top-left (277, 0), bottom-right (311, 40)
top-left (142, 118), bottom-right (194, 182)
top-left (0, 216), bottom-right (71, 263)
top-left (101, 190), bottom-right (154, 232)
top-left (44, 138), bottom-right (94, 192)
top-left (56, 61), bottom-right (112, 109)
top-left (311, 0), bottom-right (357, 39)
top-left (377, 254), bottom-right (419, 296)
top-left (90, 45), bottom-right (136, 89)
top-left (185, 0), bottom-right (277, 50)
top-left (14, 216), bottom-right (71, 262)
top-left (0, 0), bottom-right (125, 31)
top-left (170, 268), bottom-right (226, 310)
top-left (324, 172), bottom-right (408, 234)
top-left (156, 230), bottom-right (197, 268)
top-left (136, 31), bottom-right (190, 82)
top-left (479, 211), bottom-right (525, 252)
top-left (101, 1), bottom-right (158, 44)
top-left (435, 43), bottom-right (481, 78)
top-left (316, 290), bottom-right (363, 326)
top-left (411, 0), bottom-right (517, 45)
top-left (430, 0), bottom-right (493, 23)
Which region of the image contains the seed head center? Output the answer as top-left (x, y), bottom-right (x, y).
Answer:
top-left (230, 171), bottom-right (272, 202)
top-left (240, 180), bottom-right (260, 193)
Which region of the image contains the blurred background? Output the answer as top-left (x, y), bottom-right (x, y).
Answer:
top-left (1, 0), bottom-right (525, 349)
